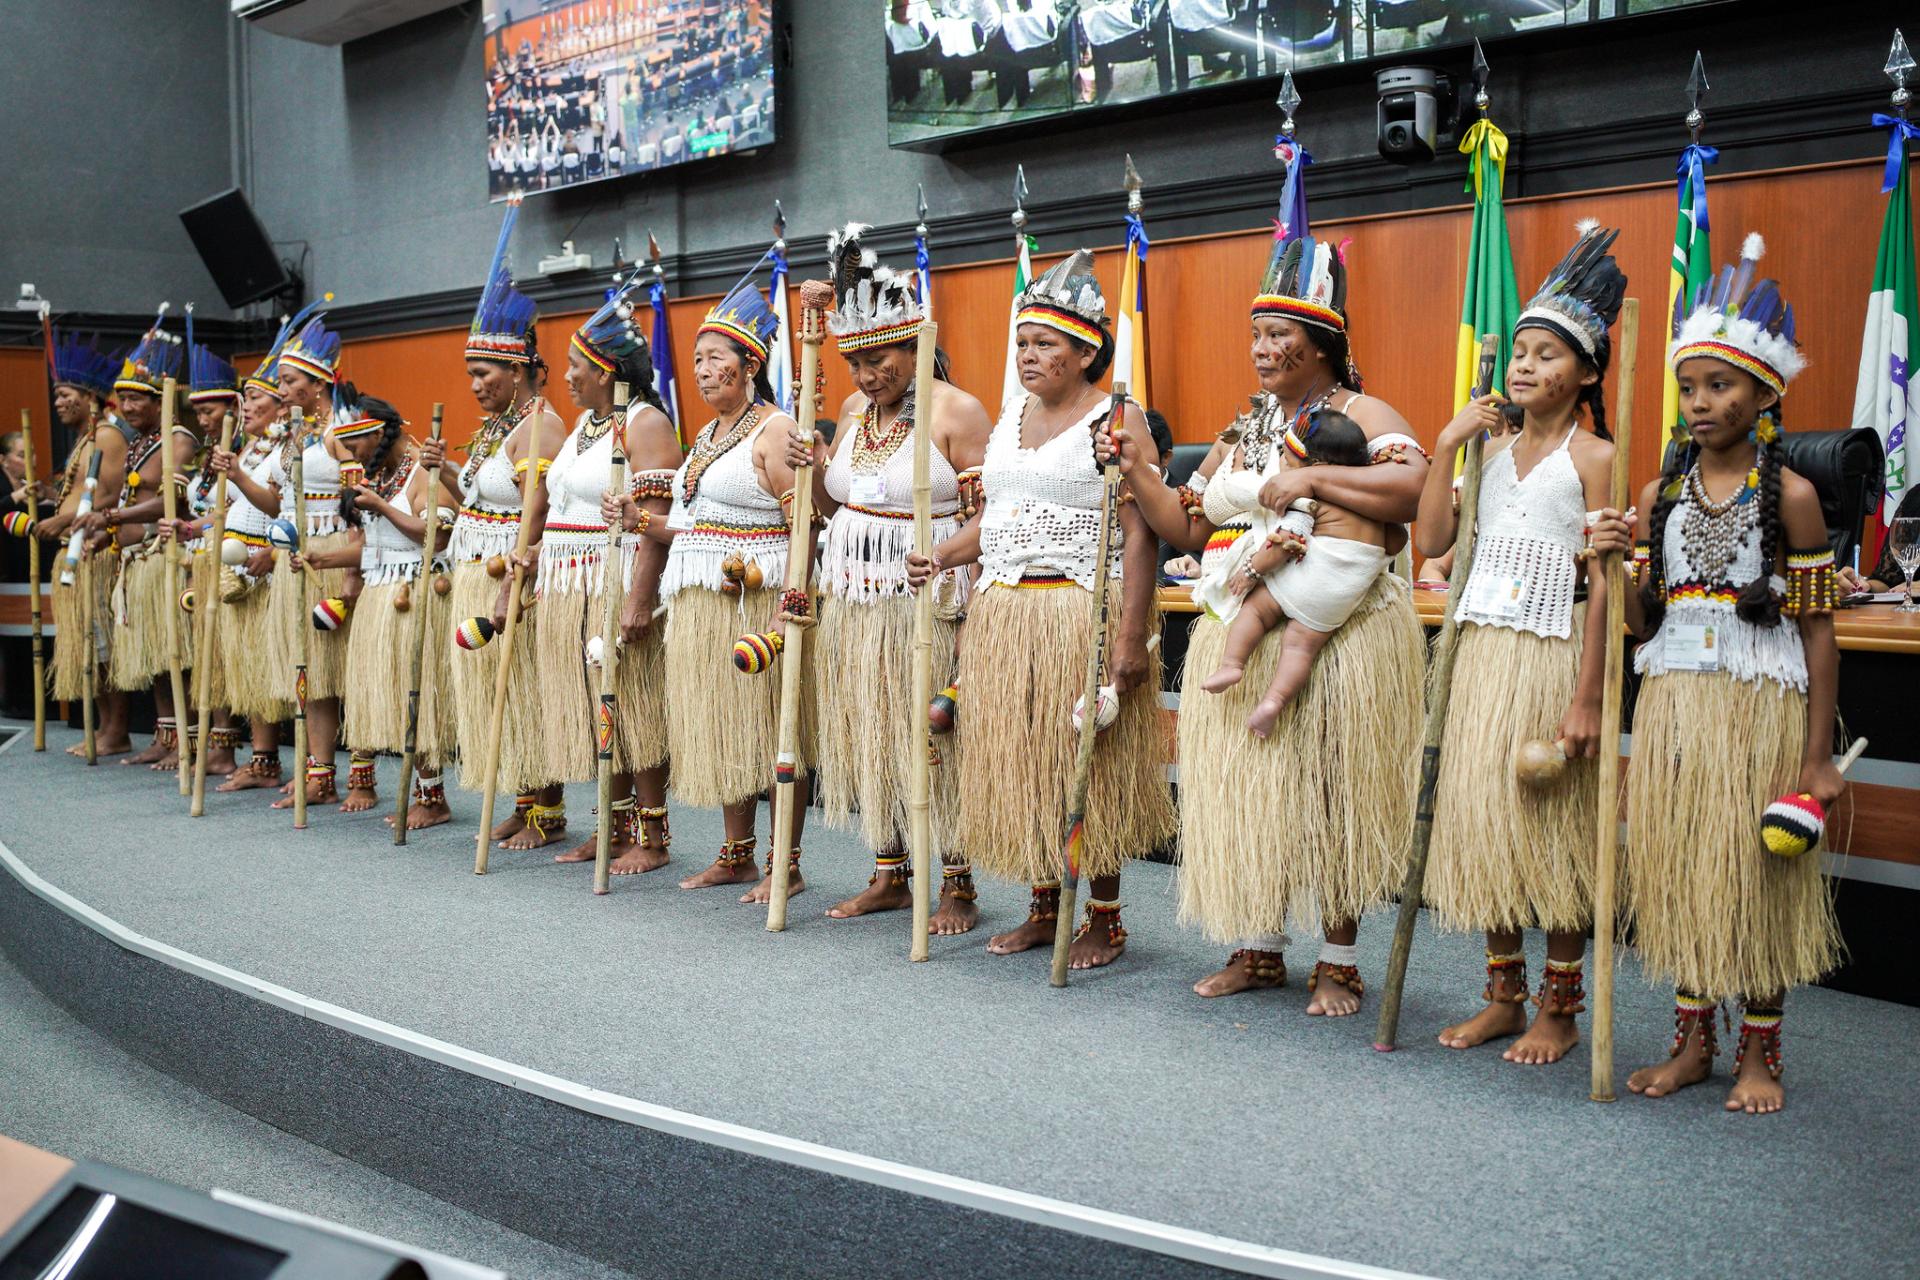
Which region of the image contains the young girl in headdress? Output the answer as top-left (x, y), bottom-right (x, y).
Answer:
top-left (1417, 224), bottom-right (1626, 1065)
top-left (1614, 233), bottom-right (1841, 1114)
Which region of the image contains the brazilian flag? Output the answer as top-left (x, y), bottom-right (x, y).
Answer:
top-left (1455, 116), bottom-right (1520, 413)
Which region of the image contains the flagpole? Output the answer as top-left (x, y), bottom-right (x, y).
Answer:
top-left (1853, 29), bottom-right (1918, 548)
top-left (647, 233), bottom-right (684, 450)
top-left (1003, 165), bottom-right (1032, 414)
top-left (1664, 54), bottom-right (1715, 452)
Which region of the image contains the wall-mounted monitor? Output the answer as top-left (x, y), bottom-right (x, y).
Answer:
top-left (887, 0), bottom-right (1731, 149)
top-left (484, 0), bottom-right (775, 201)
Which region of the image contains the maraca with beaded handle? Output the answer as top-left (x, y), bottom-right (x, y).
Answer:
top-left (1760, 738), bottom-right (1867, 858)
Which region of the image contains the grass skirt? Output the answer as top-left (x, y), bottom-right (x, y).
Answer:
top-left (1176, 576), bottom-right (1422, 941)
top-left (50, 556), bottom-right (110, 702)
top-left (814, 593), bottom-right (961, 861)
top-left (448, 561), bottom-right (543, 793)
top-left (108, 548), bottom-right (182, 691)
top-left (1425, 612), bottom-right (1596, 934)
top-left (664, 585), bottom-right (810, 810)
top-left (955, 582), bottom-right (1174, 885)
top-left (268, 532), bottom-right (351, 702)
top-left (1624, 670), bottom-right (1841, 999)
top-left (188, 549), bottom-right (227, 712)
top-left (220, 568), bottom-right (288, 725)
top-left (524, 578), bottom-right (670, 787)
top-left (344, 578), bottom-right (458, 760)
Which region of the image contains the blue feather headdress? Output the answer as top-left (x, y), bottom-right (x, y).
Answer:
top-left (571, 272), bottom-right (648, 372)
top-left (1669, 231), bottom-right (1804, 395)
top-left (467, 197), bottom-right (539, 365)
top-left (51, 329), bottom-right (121, 400)
top-left (697, 249), bottom-right (779, 364)
top-left (330, 380), bottom-right (384, 441)
top-left (1515, 221), bottom-right (1628, 372)
top-left (113, 304), bottom-right (184, 397)
top-left (279, 312), bottom-right (342, 385)
top-left (242, 298), bottom-right (327, 399)
top-left (188, 344), bottom-right (239, 404)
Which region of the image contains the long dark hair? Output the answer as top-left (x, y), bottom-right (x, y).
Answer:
top-left (339, 387), bottom-right (405, 529)
top-left (721, 336), bottom-right (779, 407)
top-left (611, 339), bottom-right (666, 413)
top-left (1307, 323), bottom-right (1363, 393)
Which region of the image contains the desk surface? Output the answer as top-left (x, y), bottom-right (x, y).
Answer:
top-left (1155, 584), bottom-right (1920, 655)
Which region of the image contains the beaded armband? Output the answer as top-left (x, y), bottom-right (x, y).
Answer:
top-left (1366, 432), bottom-right (1430, 465)
top-left (1630, 542), bottom-right (1651, 584)
top-left (628, 468), bottom-right (676, 503)
top-left (1177, 471), bottom-right (1210, 520)
top-left (955, 467), bottom-right (984, 521)
top-left (1783, 546), bottom-right (1837, 618)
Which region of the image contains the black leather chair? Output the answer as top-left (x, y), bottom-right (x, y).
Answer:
top-left (1072, 0), bottom-right (1172, 104)
top-left (1661, 428), bottom-right (1885, 567)
top-left (989, 4), bottom-right (1075, 108)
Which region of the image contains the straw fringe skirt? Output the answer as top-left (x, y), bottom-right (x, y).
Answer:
top-left (187, 549), bottom-right (227, 711)
top-left (955, 582), bottom-right (1174, 885)
top-left (1176, 576), bottom-right (1422, 941)
top-left (50, 556), bottom-right (110, 702)
top-left (1425, 612), bottom-right (1597, 934)
top-left (268, 532), bottom-right (352, 701)
top-left (220, 568), bottom-right (288, 725)
top-left (344, 578), bottom-right (456, 760)
top-left (665, 585), bottom-right (812, 810)
top-left (448, 560), bottom-right (543, 793)
top-left (109, 548), bottom-right (182, 691)
top-left (525, 578), bottom-right (670, 787)
top-left (1624, 670), bottom-right (1840, 999)
top-left (815, 593), bottom-right (961, 860)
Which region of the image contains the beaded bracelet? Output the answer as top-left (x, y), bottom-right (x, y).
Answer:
top-left (1783, 546), bottom-right (1837, 618)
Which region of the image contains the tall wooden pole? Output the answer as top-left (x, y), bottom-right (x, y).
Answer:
top-left (65, 446), bottom-right (103, 764)
top-left (907, 320), bottom-right (939, 961)
top-left (20, 410), bottom-right (46, 752)
top-left (766, 301), bottom-right (823, 931)
top-left (393, 403), bottom-right (445, 846)
top-left (592, 383), bottom-right (631, 896)
top-left (289, 411), bottom-right (310, 829)
top-left (191, 412), bottom-right (238, 816)
top-left (474, 415), bottom-right (545, 875)
top-left (159, 379), bottom-right (193, 795)
top-left (1590, 297), bottom-right (1639, 1103)
top-left (1373, 334), bottom-right (1502, 1051)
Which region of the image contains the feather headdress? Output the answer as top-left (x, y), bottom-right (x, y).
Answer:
top-left (280, 312), bottom-right (343, 384)
top-left (113, 304), bottom-right (183, 397)
top-left (330, 380), bottom-right (384, 440)
top-left (1668, 231), bottom-right (1804, 394)
top-left (51, 330), bottom-right (121, 399)
top-left (188, 344), bottom-right (239, 404)
top-left (698, 248), bottom-right (780, 364)
top-left (1252, 232), bottom-right (1348, 334)
top-left (466, 197), bottom-right (539, 365)
top-left (1014, 248), bottom-right (1107, 347)
top-left (242, 298), bottom-right (327, 399)
top-left (1514, 221), bottom-right (1628, 370)
top-left (824, 222), bottom-right (925, 352)
top-left (572, 272), bottom-right (649, 372)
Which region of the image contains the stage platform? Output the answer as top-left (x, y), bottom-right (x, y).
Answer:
top-left (2, 721), bottom-right (1916, 1280)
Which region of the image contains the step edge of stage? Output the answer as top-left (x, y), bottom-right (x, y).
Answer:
top-left (0, 775), bottom-right (1428, 1280)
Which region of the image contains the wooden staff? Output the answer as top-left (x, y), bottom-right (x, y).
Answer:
top-left (1049, 383), bottom-right (1131, 988)
top-left (908, 320), bottom-right (939, 961)
top-left (592, 383), bottom-right (631, 896)
top-left (159, 378), bottom-right (193, 795)
top-left (1590, 297), bottom-right (1639, 1103)
top-left (766, 299), bottom-right (824, 931)
top-left (20, 410), bottom-right (46, 751)
top-left (473, 415), bottom-right (546, 874)
top-left (191, 412), bottom-right (238, 816)
top-left (64, 445), bottom-right (104, 764)
top-left (290, 408), bottom-right (310, 830)
top-left (393, 403), bottom-right (446, 846)
top-left (1373, 333), bottom-right (1501, 1050)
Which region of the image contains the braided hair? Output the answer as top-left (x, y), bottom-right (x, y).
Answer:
top-left (1576, 378), bottom-right (1612, 441)
top-left (1737, 431), bottom-right (1786, 627)
top-left (340, 390), bottom-right (406, 529)
top-left (610, 341), bottom-right (667, 413)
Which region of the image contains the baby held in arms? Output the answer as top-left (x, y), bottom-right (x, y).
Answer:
top-left (1196, 410), bottom-right (1388, 738)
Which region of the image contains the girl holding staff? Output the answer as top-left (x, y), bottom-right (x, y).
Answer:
top-left (1413, 225), bottom-right (1627, 1065)
top-left (157, 374), bottom-right (193, 791)
top-left (908, 250), bottom-right (1173, 969)
top-left (182, 344), bottom-right (244, 784)
top-left (392, 402), bottom-right (448, 842)
top-left (1612, 234), bottom-right (1842, 1114)
top-left (783, 227), bottom-right (989, 932)
top-left (523, 280), bottom-right (679, 878)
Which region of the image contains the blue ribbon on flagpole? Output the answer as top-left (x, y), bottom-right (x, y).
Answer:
top-left (1274, 134), bottom-right (1314, 243)
top-left (1675, 143), bottom-right (1719, 230)
top-left (648, 277), bottom-right (678, 436)
top-left (1125, 212), bottom-right (1148, 258)
top-left (1872, 114), bottom-right (1920, 193)
top-left (915, 233), bottom-right (931, 304)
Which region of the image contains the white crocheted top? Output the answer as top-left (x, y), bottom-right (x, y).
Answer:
top-left (448, 444), bottom-right (522, 565)
top-left (223, 438), bottom-right (282, 539)
top-left (1456, 425), bottom-right (1590, 639)
top-left (358, 463), bottom-right (426, 586)
top-left (536, 413), bottom-right (634, 598)
top-left (1634, 484), bottom-right (1805, 692)
top-left (659, 415), bottom-right (788, 601)
top-left (978, 393), bottom-right (1121, 589)
top-left (270, 434), bottom-right (344, 536)
top-left (819, 413), bottom-right (966, 607)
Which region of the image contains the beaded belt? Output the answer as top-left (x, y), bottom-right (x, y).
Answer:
top-left (227, 530), bottom-right (271, 548)
top-left (1205, 524), bottom-right (1249, 556)
top-left (1007, 571), bottom-right (1075, 590)
top-left (691, 520), bottom-right (786, 541)
top-left (1665, 580), bottom-right (1740, 607)
top-left (457, 504), bottom-right (519, 526)
top-left (843, 503), bottom-right (960, 521)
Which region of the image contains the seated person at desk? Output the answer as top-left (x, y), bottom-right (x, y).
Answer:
top-left (1838, 484), bottom-right (1919, 593)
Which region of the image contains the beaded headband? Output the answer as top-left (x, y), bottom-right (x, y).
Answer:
top-left (1014, 303), bottom-right (1104, 348)
top-left (1251, 294), bottom-right (1345, 334)
top-left (1667, 233), bottom-right (1803, 395)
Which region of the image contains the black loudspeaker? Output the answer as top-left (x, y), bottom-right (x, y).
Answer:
top-left (178, 188), bottom-right (293, 309)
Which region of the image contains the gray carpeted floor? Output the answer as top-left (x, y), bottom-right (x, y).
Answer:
top-left (4, 721), bottom-right (1917, 1280)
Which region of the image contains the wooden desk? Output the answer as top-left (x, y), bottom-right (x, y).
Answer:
top-left (0, 1135), bottom-right (71, 1237)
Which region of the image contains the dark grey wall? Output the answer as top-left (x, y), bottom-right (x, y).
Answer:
top-left (0, 0), bottom-right (235, 317)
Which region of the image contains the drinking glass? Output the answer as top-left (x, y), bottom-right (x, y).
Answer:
top-left (1891, 516), bottom-right (1920, 613)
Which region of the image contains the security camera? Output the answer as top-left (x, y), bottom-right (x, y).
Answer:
top-left (1376, 67), bottom-right (1452, 165)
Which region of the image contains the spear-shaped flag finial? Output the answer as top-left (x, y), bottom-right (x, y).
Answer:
top-left (1889, 28), bottom-right (1914, 117)
top-left (647, 230), bottom-right (664, 280)
top-left (916, 183), bottom-right (930, 237)
top-left (772, 199), bottom-right (786, 252)
top-left (1278, 69), bottom-right (1301, 136)
top-left (1012, 164), bottom-right (1030, 232)
top-left (1686, 51), bottom-right (1708, 140)
top-left (1124, 154), bottom-right (1143, 213)
top-left (1472, 38), bottom-right (1491, 113)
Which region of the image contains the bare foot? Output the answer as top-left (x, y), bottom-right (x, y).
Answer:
top-left (825, 871), bottom-right (911, 919)
top-left (205, 751), bottom-right (237, 777)
top-left (1247, 697), bottom-right (1288, 738)
top-left (1194, 949), bottom-right (1286, 997)
top-left (123, 739), bottom-right (168, 766)
top-left (491, 811), bottom-right (528, 842)
top-left (217, 762), bottom-right (281, 792)
top-left (1438, 1001), bottom-right (1527, 1049)
top-left (1200, 661), bottom-right (1245, 694)
top-left (552, 832), bottom-right (598, 864)
top-left (1068, 907), bottom-right (1126, 970)
top-left (501, 817), bottom-right (566, 850)
top-left (928, 881), bottom-right (980, 936)
top-left (401, 801), bottom-right (451, 830)
top-left (148, 747), bottom-right (181, 770)
top-left (609, 839), bottom-right (670, 875)
top-left (1305, 964), bottom-right (1364, 1017)
top-left (740, 866), bottom-right (805, 904)
top-left (92, 738), bottom-right (133, 758)
top-left (1505, 1008), bottom-right (1580, 1065)
top-left (1628, 1023), bottom-right (1713, 1098)
top-left (679, 857), bottom-right (760, 890)
top-left (1726, 1034), bottom-right (1785, 1114)
top-left (987, 916), bottom-right (1055, 955)
top-left (340, 786), bottom-right (378, 813)
top-left (271, 778), bottom-right (336, 809)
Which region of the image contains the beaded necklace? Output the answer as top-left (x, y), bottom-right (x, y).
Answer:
top-left (460, 395), bottom-right (535, 488)
top-left (851, 386), bottom-right (915, 473)
top-left (682, 401), bottom-right (763, 504)
top-left (122, 428), bottom-right (164, 505)
top-left (1242, 382), bottom-right (1338, 474)
top-left (1679, 451), bottom-right (1761, 586)
top-left (576, 409), bottom-right (615, 454)
top-left (364, 451), bottom-right (416, 504)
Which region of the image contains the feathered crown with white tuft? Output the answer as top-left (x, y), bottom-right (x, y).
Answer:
top-left (572, 273), bottom-right (649, 372)
top-left (114, 304), bottom-right (183, 397)
top-left (1514, 220), bottom-right (1628, 371)
top-left (467, 197), bottom-right (539, 366)
top-left (824, 223), bottom-right (925, 353)
top-left (1669, 231), bottom-right (1804, 395)
top-left (242, 298), bottom-right (326, 399)
top-left (1014, 248), bottom-right (1107, 347)
top-left (1252, 233), bottom-right (1348, 334)
top-left (188, 344), bottom-right (238, 403)
top-left (52, 329), bottom-right (121, 400)
top-left (280, 313), bottom-right (342, 384)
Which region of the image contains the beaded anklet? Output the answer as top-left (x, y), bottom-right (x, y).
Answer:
top-left (716, 836), bottom-right (756, 868)
top-left (210, 726), bottom-right (242, 750)
top-left (1025, 883), bottom-right (1061, 923)
top-left (1733, 1003), bottom-right (1784, 1080)
top-left (1226, 948), bottom-right (1287, 986)
top-left (154, 718), bottom-right (177, 750)
top-left (244, 751), bottom-right (281, 779)
top-left (306, 758), bottom-right (339, 801)
top-left (347, 753), bottom-right (377, 791)
top-left (762, 845), bottom-right (801, 876)
top-left (1535, 957), bottom-right (1587, 1015)
top-left (413, 772), bottom-right (446, 807)
top-left (1670, 991), bottom-right (1719, 1064)
top-left (607, 795), bottom-right (638, 845)
top-left (523, 802), bottom-right (566, 841)
top-left (1309, 942), bottom-right (1363, 999)
top-left (1484, 949), bottom-right (1529, 1004)
top-left (636, 804), bottom-right (671, 851)
top-left (871, 850), bottom-right (910, 887)
top-left (1074, 899), bottom-right (1126, 948)
top-left (940, 864), bottom-right (977, 902)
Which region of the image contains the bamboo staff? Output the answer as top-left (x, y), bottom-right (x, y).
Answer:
top-left (474, 417), bottom-right (546, 875)
top-left (592, 383), bottom-right (631, 896)
top-left (393, 403), bottom-right (446, 846)
top-left (1590, 297), bottom-right (1639, 1103)
top-left (20, 410), bottom-right (46, 751)
top-left (290, 408), bottom-right (310, 830)
top-left (1049, 384), bottom-right (1131, 988)
top-left (1373, 334), bottom-right (1501, 1050)
top-left (158, 378), bottom-right (193, 795)
top-left (766, 298), bottom-right (824, 931)
top-left (64, 446), bottom-right (104, 764)
top-left (191, 412), bottom-right (238, 816)
top-left (908, 319), bottom-right (939, 961)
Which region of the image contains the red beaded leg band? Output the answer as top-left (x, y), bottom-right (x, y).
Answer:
top-left (1734, 1004), bottom-right (1784, 1080)
top-left (1535, 958), bottom-right (1587, 1016)
top-left (637, 805), bottom-right (671, 850)
top-left (1074, 899), bottom-right (1127, 948)
top-left (1485, 950), bottom-right (1529, 1004)
top-left (716, 836), bottom-right (756, 868)
top-left (347, 753), bottom-right (376, 791)
top-left (1671, 992), bottom-right (1719, 1063)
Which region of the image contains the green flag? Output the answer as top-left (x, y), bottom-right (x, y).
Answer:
top-left (1454, 118), bottom-right (1521, 412)
top-left (1851, 122), bottom-right (1918, 526)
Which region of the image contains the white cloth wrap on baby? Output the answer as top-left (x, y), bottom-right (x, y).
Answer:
top-left (1192, 462), bottom-right (1387, 633)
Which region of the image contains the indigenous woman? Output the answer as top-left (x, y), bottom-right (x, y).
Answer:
top-left (1616, 235), bottom-right (1841, 1114)
top-left (435, 204), bottom-right (569, 848)
top-left (638, 262), bottom-right (810, 901)
top-left (1098, 229), bottom-right (1426, 1009)
top-left (1416, 226), bottom-right (1625, 1064)
top-left (527, 279), bottom-right (679, 872)
top-left (178, 343), bottom-right (243, 776)
top-left (908, 250), bottom-right (1174, 968)
top-left (789, 225), bottom-right (990, 930)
